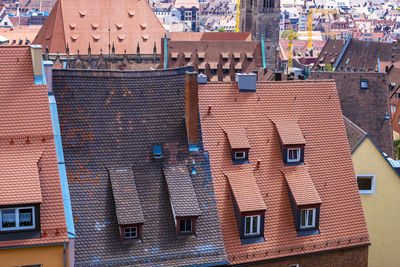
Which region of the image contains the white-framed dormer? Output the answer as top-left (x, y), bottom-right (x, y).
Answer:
top-left (356, 175), bottom-right (376, 194)
top-left (287, 148), bottom-right (301, 163)
top-left (0, 206), bottom-right (36, 231)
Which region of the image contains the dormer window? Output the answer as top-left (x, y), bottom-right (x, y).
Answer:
top-left (287, 148), bottom-right (300, 162)
top-left (360, 80), bottom-right (368, 89)
top-left (123, 226), bottom-right (138, 239)
top-left (234, 151), bottom-right (246, 159)
top-left (224, 127), bottom-right (251, 164)
top-left (0, 207), bottom-right (35, 231)
top-left (244, 215), bottom-right (260, 236)
top-left (300, 208), bottom-right (316, 229)
top-left (179, 219), bottom-right (193, 234)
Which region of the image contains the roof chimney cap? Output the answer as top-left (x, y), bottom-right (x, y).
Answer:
top-left (236, 73), bottom-right (257, 92)
top-left (198, 73), bottom-right (207, 84)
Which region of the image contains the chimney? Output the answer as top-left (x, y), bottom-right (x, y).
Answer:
top-left (43, 60), bottom-right (53, 93)
top-left (185, 72), bottom-right (199, 148)
top-left (30, 45), bottom-right (44, 85)
top-left (236, 73), bottom-right (257, 92)
top-left (298, 74), bottom-right (305, 80)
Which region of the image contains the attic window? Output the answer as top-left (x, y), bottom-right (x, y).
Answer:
top-left (153, 145), bottom-right (163, 159)
top-left (92, 34), bottom-right (100, 41)
top-left (360, 80), bottom-right (368, 89)
top-left (224, 127), bottom-right (250, 164)
top-left (124, 226), bottom-right (137, 238)
top-left (234, 152), bottom-right (246, 159)
top-left (300, 208), bottom-right (316, 229)
top-left (140, 23), bottom-right (147, 29)
top-left (244, 215), bottom-right (260, 236)
top-left (116, 23), bottom-right (123, 30)
top-left (179, 219), bottom-right (193, 234)
top-left (0, 207), bottom-right (36, 231)
top-left (118, 35), bottom-right (125, 41)
top-left (69, 23), bottom-right (77, 29)
top-left (287, 148), bottom-right (300, 162)
top-left (357, 175), bottom-right (375, 194)
top-left (91, 23), bottom-right (99, 29)
top-left (128, 10), bottom-right (135, 17)
top-left (79, 10), bottom-right (86, 16)
top-left (142, 34), bottom-right (149, 40)
top-left (71, 35), bottom-right (78, 41)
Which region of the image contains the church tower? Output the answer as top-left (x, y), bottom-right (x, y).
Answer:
top-left (239, 0), bottom-right (281, 71)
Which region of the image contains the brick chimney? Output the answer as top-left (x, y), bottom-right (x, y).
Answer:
top-left (185, 72), bottom-right (199, 146)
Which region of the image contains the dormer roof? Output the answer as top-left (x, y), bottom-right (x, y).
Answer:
top-left (224, 127), bottom-right (250, 150)
top-left (272, 118), bottom-right (305, 146)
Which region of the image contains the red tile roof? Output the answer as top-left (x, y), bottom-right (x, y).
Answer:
top-left (272, 118), bottom-right (305, 145)
top-left (0, 46), bottom-right (68, 247)
top-left (282, 165), bottom-right (322, 206)
top-left (225, 168), bottom-right (266, 213)
top-left (199, 80), bottom-right (369, 264)
top-left (224, 127), bottom-right (250, 150)
top-left (34, 0), bottom-right (166, 55)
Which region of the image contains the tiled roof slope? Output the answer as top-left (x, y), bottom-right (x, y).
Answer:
top-left (34, 0), bottom-right (166, 55)
top-left (0, 46), bottom-right (68, 247)
top-left (313, 39), bottom-right (399, 71)
top-left (310, 72), bottom-right (394, 157)
top-left (198, 80), bottom-right (369, 265)
top-left (343, 116), bottom-right (367, 153)
top-left (52, 68), bottom-right (227, 266)
top-left (169, 32), bottom-right (252, 41)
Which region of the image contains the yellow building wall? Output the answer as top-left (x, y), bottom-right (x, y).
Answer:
top-left (0, 244), bottom-right (65, 267)
top-left (352, 138), bottom-right (400, 267)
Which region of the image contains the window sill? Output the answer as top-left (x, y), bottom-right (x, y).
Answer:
top-left (297, 229), bottom-right (320, 237)
top-left (284, 162), bottom-right (304, 167)
top-left (359, 190), bottom-right (374, 194)
top-left (240, 236), bottom-right (265, 245)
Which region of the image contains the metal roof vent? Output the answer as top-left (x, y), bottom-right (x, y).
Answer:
top-left (198, 73), bottom-right (207, 84)
top-left (153, 145), bottom-right (163, 159)
top-left (236, 73), bottom-right (257, 92)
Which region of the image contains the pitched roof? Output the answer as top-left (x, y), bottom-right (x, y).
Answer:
top-left (199, 80), bottom-right (369, 265)
top-left (169, 32), bottom-right (252, 42)
top-left (34, 0), bottom-right (166, 55)
top-left (225, 168), bottom-right (266, 213)
top-left (109, 168), bottom-right (144, 225)
top-left (283, 165), bottom-right (322, 206)
top-left (343, 116), bottom-right (367, 153)
top-left (163, 164), bottom-right (200, 217)
top-left (174, 0), bottom-right (199, 9)
top-left (312, 39), bottom-right (345, 70)
top-left (52, 67), bottom-right (227, 266)
top-left (0, 46), bottom-right (68, 247)
top-left (224, 127), bottom-right (250, 150)
top-left (272, 118), bottom-right (305, 146)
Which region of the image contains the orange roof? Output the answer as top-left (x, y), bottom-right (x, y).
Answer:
top-left (0, 46), bottom-right (68, 247)
top-left (169, 32), bottom-right (252, 42)
top-left (199, 80), bottom-right (369, 264)
top-left (272, 118), bottom-right (305, 145)
top-left (0, 26), bottom-right (41, 44)
top-left (225, 168), bottom-right (266, 213)
top-left (283, 165), bottom-right (322, 206)
top-left (224, 127), bottom-right (250, 150)
top-left (34, 0), bottom-right (166, 55)
top-left (0, 145), bottom-right (43, 206)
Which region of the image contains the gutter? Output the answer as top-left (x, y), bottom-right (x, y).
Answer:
top-left (0, 242), bottom-right (69, 250)
top-left (261, 37), bottom-right (266, 69)
top-left (333, 37), bottom-right (351, 71)
top-left (164, 37), bottom-right (168, 69)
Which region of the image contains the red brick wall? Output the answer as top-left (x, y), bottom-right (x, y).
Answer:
top-left (247, 246), bottom-right (368, 267)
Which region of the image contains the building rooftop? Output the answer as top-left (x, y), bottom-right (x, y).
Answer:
top-left (0, 45), bottom-right (68, 247)
top-left (198, 79), bottom-right (369, 265)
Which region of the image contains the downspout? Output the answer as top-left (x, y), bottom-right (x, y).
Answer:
top-left (261, 36), bottom-right (266, 69)
top-left (63, 243), bottom-right (66, 267)
top-left (333, 37), bottom-right (351, 71)
top-left (378, 55), bottom-right (381, 72)
top-left (164, 38), bottom-right (168, 69)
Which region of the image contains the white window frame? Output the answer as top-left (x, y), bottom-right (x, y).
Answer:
top-left (300, 208), bottom-right (315, 229)
top-left (123, 226), bottom-right (138, 239)
top-left (179, 219), bottom-right (192, 233)
top-left (234, 151), bottom-right (246, 159)
top-left (244, 215), bottom-right (260, 236)
top-left (356, 175), bottom-right (375, 194)
top-left (0, 207), bottom-right (35, 231)
top-left (287, 148), bottom-right (300, 162)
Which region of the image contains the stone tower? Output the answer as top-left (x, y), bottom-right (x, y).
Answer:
top-left (240, 0), bottom-right (280, 71)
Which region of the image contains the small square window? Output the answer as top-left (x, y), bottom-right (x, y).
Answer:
top-left (244, 215), bottom-right (260, 236)
top-left (357, 175), bottom-right (375, 194)
top-left (124, 227), bottom-right (138, 239)
top-left (287, 148), bottom-right (300, 162)
top-left (179, 219), bottom-right (192, 233)
top-left (360, 80), bottom-right (368, 89)
top-left (234, 152), bottom-right (246, 159)
top-left (300, 208), bottom-right (315, 229)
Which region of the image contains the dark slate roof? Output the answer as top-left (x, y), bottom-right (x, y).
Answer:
top-left (109, 168), bottom-right (144, 225)
top-left (343, 116), bottom-right (367, 153)
top-left (310, 72), bottom-right (394, 157)
top-left (52, 67), bottom-right (227, 266)
top-left (163, 164), bottom-right (201, 217)
top-left (313, 39), bottom-right (399, 72)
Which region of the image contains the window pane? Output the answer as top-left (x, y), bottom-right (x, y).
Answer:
top-left (245, 217), bottom-right (251, 234)
top-left (357, 177), bottom-right (372, 190)
top-left (179, 220), bottom-right (186, 232)
top-left (307, 209), bottom-right (313, 226)
top-left (19, 208), bottom-right (33, 227)
top-left (252, 216), bottom-right (258, 234)
top-left (186, 220), bottom-right (192, 232)
top-left (2, 209), bottom-right (16, 228)
top-left (301, 210), bottom-right (306, 227)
